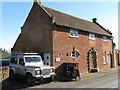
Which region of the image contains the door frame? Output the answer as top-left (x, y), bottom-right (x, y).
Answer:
top-left (88, 47), bottom-right (98, 72)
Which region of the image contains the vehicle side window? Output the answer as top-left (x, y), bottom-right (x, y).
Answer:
top-left (11, 57), bottom-right (17, 64)
top-left (19, 58), bottom-right (24, 65)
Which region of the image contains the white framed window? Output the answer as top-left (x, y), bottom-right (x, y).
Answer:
top-left (103, 54), bottom-right (108, 64)
top-left (70, 29), bottom-right (78, 38)
top-left (102, 36), bottom-right (107, 41)
top-left (70, 51), bottom-right (80, 58)
top-left (89, 33), bottom-right (95, 40)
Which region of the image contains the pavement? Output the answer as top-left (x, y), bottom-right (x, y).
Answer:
top-left (80, 66), bottom-right (119, 80)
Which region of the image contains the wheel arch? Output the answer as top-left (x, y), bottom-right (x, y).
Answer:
top-left (26, 71), bottom-right (34, 77)
top-left (10, 68), bottom-right (15, 73)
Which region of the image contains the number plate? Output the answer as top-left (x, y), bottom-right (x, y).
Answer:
top-left (43, 75), bottom-right (50, 78)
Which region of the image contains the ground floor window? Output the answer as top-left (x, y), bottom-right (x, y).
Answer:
top-left (103, 54), bottom-right (108, 64)
top-left (70, 51), bottom-right (80, 58)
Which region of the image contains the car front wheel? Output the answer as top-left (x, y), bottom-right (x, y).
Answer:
top-left (46, 76), bottom-right (54, 83)
top-left (26, 74), bottom-right (35, 86)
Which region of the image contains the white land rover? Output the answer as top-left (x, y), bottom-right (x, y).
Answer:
top-left (9, 52), bottom-right (56, 86)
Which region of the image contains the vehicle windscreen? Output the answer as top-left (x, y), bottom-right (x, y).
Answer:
top-left (25, 57), bottom-right (41, 62)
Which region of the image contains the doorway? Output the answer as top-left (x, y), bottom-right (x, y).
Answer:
top-left (88, 47), bottom-right (98, 72)
top-left (43, 53), bottom-right (51, 66)
top-left (90, 50), bottom-right (97, 68)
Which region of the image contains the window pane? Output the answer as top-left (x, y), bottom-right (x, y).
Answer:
top-left (70, 30), bottom-right (78, 36)
top-left (103, 54), bottom-right (108, 64)
top-left (106, 55), bottom-right (108, 64)
top-left (70, 30), bottom-right (74, 35)
top-left (102, 36), bottom-right (107, 40)
top-left (76, 52), bottom-right (80, 57)
top-left (103, 55), bottom-right (106, 64)
top-left (70, 51), bottom-right (79, 58)
top-left (89, 33), bottom-right (95, 40)
top-left (92, 34), bottom-right (95, 38)
top-left (11, 58), bottom-right (17, 64)
top-left (25, 57), bottom-right (41, 62)
top-left (11, 58), bottom-right (15, 63)
top-left (75, 31), bottom-right (78, 36)
top-left (91, 34), bottom-right (95, 38)
top-left (19, 58), bottom-right (24, 65)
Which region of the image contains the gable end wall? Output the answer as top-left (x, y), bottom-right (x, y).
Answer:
top-left (12, 3), bottom-right (53, 62)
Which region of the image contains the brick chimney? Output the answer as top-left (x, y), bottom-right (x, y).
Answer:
top-left (92, 18), bottom-right (97, 23)
top-left (34, 0), bottom-right (41, 4)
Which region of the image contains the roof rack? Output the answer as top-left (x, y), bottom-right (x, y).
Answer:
top-left (11, 51), bottom-right (39, 55)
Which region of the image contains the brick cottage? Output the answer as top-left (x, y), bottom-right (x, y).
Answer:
top-left (12, 2), bottom-right (115, 79)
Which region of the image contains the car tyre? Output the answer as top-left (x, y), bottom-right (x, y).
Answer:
top-left (9, 70), bottom-right (15, 81)
top-left (47, 76), bottom-right (54, 83)
top-left (26, 74), bottom-right (35, 86)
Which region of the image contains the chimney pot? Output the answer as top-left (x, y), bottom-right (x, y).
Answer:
top-left (92, 18), bottom-right (97, 23)
top-left (34, 0), bottom-right (41, 4)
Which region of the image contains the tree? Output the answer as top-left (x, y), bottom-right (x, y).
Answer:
top-left (0, 48), bottom-right (10, 59)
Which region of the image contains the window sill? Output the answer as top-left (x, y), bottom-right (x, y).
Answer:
top-left (71, 56), bottom-right (80, 58)
top-left (89, 38), bottom-right (95, 40)
top-left (102, 40), bottom-right (107, 42)
top-left (69, 35), bottom-right (79, 38)
top-left (103, 63), bottom-right (108, 65)
top-left (71, 57), bottom-right (76, 58)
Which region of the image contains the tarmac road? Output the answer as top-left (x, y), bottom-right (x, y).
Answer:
top-left (29, 71), bottom-right (119, 89)
top-left (4, 70), bottom-right (119, 89)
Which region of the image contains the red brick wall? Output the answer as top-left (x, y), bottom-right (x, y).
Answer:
top-left (101, 37), bottom-right (113, 68)
top-left (52, 26), bottom-right (113, 77)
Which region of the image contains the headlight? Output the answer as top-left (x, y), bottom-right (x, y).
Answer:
top-left (35, 70), bottom-right (41, 75)
top-left (51, 68), bottom-right (55, 72)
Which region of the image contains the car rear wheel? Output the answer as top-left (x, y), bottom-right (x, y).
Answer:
top-left (9, 70), bottom-right (15, 80)
top-left (26, 74), bottom-right (35, 86)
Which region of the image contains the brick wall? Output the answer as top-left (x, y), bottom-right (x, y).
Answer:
top-left (52, 25), bottom-right (113, 78)
top-left (102, 38), bottom-right (113, 68)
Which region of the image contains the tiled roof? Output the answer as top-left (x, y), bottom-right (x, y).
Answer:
top-left (40, 5), bottom-right (112, 36)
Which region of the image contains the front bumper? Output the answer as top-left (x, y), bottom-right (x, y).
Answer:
top-left (35, 73), bottom-right (56, 80)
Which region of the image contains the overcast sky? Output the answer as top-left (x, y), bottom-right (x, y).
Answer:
top-left (1, 1), bottom-right (118, 50)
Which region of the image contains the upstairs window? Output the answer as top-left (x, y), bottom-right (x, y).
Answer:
top-left (70, 29), bottom-right (78, 37)
top-left (70, 51), bottom-right (80, 58)
top-left (102, 36), bottom-right (107, 41)
top-left (89, 33), bottom-right (95, 40)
